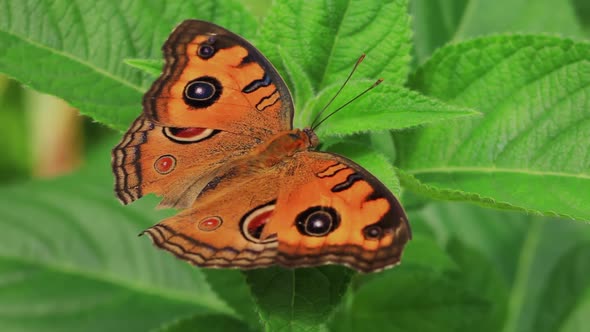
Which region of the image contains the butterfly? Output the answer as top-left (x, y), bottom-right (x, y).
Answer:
top-left (112, 20), bottom-right (411, 273)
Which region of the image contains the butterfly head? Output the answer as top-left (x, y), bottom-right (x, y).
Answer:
top-left (281, 128), bottom-right (318, 152)
top-left (302, 128), bottom-right (319, 149)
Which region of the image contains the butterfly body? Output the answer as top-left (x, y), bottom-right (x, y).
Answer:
top-left (112, 20), bottom-right (410, 273)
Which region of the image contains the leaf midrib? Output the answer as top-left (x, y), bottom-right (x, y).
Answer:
top-left (0, 254), bottom-right (234, 317)
top-left (0, 29), bottom-right (144, 93)
top-left (318, 0), bottom-right (351, 89)
top-left (407, 166), bottom-right (590, 180)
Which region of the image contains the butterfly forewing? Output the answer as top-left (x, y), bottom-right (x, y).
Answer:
top-left (144, 20), bottom-right (294, 138)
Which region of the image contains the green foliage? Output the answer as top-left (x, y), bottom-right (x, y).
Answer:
top-left (155, 314), bottom-right (253, 332)
top-left (411, 0), bottom-right (585, 64)
top-left (397, 36), bottom-right (590, 220)
top-left (0, 0), bottom-right (256, 131)
top-left (0, 0), bottom-right (589, 331)
top-left (257, 0), bottom-right (412, 94)
top-left (329, 236), bottom-right (499, 332)
top-left (245, 266), bottom-right (353, 332)
top-left (0, 79), bottom-right (30, 180)
top-left (0, 145), bottom-right (236, 331)
top-left (414, 203), bottom-right (590, 332)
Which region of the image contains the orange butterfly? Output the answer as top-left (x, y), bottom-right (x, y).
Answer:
top-left (112, 20), bottom-right (411, 273)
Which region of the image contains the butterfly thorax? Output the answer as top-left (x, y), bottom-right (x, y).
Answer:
top-left (253, 129), bottom-right (319, 167)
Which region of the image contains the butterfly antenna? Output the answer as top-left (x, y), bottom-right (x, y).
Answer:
top-left (310, 54), bottom-right (366, 128)
top-left (312, 78), bottom-right (383, 131)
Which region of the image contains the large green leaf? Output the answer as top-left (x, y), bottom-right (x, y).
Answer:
top-left (411, 202), bottom-right (529, 283)
top-left (0, 258), bottom-right (210, 332)
top-left (306, 81), bottom-right (479, 136)
top-left (410, 0), bottom-right (469, 64)
top-left (445, 239), bottom-right (508, 331)
top-left (330, 269), bottom-right (489, 332)
top-left (396, 35), bottom-right (590, 221)
top-left (258, 0), bottom-right (412, 106)
top-left (0, 0), bottom-right (257, 131)
top-left (530, 244), bottom-right (590, 332)
top-left (329, 236), bottom-right (497, 332)
top-left (245, 266), bottom-right (353, 332)
top-left (0, 138), bottom-right (239, 331)
top-left (202, 270), bottom-right (261, 330)
top-left (411, 0), bottom-right (584, 63)
top-left (452, 0), bottom-right (584, 40)
top-left (413, 202), bottom-right (590, 332)
top-left (153, 314), bottom-right (254, 332)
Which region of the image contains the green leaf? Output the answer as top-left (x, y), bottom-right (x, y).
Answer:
top-left (572, 0), bottom-right (590, 34)
top-left (531, 244), bottom-right (590, 332)
top-left (451, 0), bottom-right (584, 40)
top-left (329, 236), bottom-right (493, 332)
top-left (153, 314), bottom-right (254, 332)
top-left (368, 132), bottom-right (397, 163)
top-left (0, 257), bottom-right (214, 332)
top-left (413, 202), bottom-right (590, 332)
top-left (0, 137), bottom-right (238, 331)
top-left (0, 78), bottom-right (30, 181)
top-left (396, 35), bottom-right (590, 221)
top-left (331, 269), bottom-right (489, 332)
top-left (258, 0), bottom-right (412, 105)
top-left (202, 270), bottom-right (261, 330)
top-left (411, 0), bottom-right (584, 63)
top-left (245, 266), bottom-right (353, 332)
top-left (305, 81), bottom-right (480, 137)
top-left (410, 0), bottom-right (469, 64)
top-left (410, 202), bottom-right (530, 283)
top-left (398, 235), bottom-right (458, 272)
top-left (124, 59), bottom-right (163, 77)
top-left (0, 0), bottom-right (257, 130)
top-left (446, 239), bottom-right (509, 332)
top-left (278, 46), bottom-right (315, 126)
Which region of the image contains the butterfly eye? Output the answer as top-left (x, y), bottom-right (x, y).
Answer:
top-left (154, 155), bottom-right (176, 174)
top-left (296, 206), bottom-right (340, 237)
top-left (363, 225), bottom-right (383, 240)
top-left (241, 201), bottom-right (276, 243)
top-left (198, 44), bottom-right (215, 59)
top-left (198, 216), bottom-right (223, 231)
top-left (163, 127), bottom-right (218, 143)
top-left (186, 81), bottom-right (215, 100)
top-left (183, 76), bottom-right (222, 108)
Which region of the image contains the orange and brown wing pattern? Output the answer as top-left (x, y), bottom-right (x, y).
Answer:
top-left (140, 150), bottom-right (410, 272)
top-left (141, 171), bottom-right (284, 269)
top-left (144, 20), bottom-right (294, 138)
top-left (265, 152), bottom-right (411, 273)
top-left (111, 115), bottom-right (258, 205)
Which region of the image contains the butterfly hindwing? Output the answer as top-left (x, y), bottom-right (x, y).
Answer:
top-left (142, 148), bottom-right (410, 272)
top-left (270, 152), bottom-right (411, 272)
